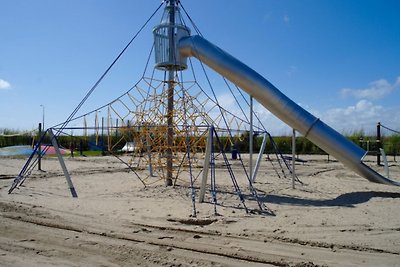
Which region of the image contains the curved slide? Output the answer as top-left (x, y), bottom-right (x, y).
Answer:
top-left (178, 35), bottom-right (400, 186)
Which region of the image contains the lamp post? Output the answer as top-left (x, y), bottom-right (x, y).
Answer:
top-left (40, 104), bottom-right (45, 130)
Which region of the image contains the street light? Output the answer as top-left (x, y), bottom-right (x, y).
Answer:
top-left (40, 104), bottom-right (45, 130)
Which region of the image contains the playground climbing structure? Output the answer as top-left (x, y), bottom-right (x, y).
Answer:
top-left (11, 0), bottom-right (397, 216)
top-left (10, 0), bottom-right (296, 215)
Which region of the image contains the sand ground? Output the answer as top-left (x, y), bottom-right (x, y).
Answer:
top-left (1, 154), bottom-right (400, 266)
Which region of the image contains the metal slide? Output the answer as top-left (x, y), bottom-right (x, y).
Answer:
top-left (178, 35), bottom-right (400, 186)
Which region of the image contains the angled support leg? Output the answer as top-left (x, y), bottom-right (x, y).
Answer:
top-left (199, 125), bottom-right (213, 203)
top-left (48, 129), bottom-right (78, 198)
top-left (251, 132), bottom-right (268, 183)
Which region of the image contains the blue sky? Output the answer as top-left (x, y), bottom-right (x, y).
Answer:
top-left (1, 0), bottom-right (399, 135)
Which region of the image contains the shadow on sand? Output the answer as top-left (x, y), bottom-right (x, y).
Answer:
top-left (258, 191), bottom-right (400, 208)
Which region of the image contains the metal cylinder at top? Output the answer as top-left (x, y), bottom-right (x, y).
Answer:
top-left (153, 0), bottom-right (190, 71)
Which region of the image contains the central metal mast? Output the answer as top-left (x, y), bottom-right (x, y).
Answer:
top-left (153, 0), bottom-right (190, 186)
top-left (166, 0), bottom-right (176, 186)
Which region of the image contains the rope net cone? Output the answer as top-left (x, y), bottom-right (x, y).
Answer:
top-left (104, 76), bottom-right (247, 186)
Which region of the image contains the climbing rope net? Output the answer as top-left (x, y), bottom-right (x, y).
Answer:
top-left (9, 1), bottom-right (298, 215)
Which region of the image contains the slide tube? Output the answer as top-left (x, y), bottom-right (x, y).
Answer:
top-left (178, 35), bottom-right (399, 186)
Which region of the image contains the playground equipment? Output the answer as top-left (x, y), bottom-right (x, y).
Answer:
top-left (8, 1), bottom-right (398, 215)
top-left (178, 35), bottom-right (399, 186)
top-left (10, 1), bottom-right (298, 216)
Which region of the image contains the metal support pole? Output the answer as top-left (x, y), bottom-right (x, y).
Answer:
top-left (292, 128), bottom-right (296, 189)
top-left (249, 95), bottom-right (253, 180)
top-left (48, 129), bottom-right (78, 198)
top-left (166, 73), bottom-right (174, 186)
top-left (377, 122), bottom-right (381, 166)
top-left (166, 91), bottom-right (175, 184)
top-left (379, 148), bottom-right (390, 178)
top-left (165, 0), bottom-right (177, 186)
top-left (199, 126), bottom-right (213, 203)
top-left (251, 132), bottom-right (268, 183)
top-left (147, 133), bottom-right (154, 177)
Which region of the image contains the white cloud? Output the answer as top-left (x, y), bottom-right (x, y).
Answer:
top-left (0, 79), bottom-right (11, 90)
top-left (253, 103), bottom-right (291, 135)
top-left (203, 84), bottom-right (400, 136)
top-left (253, 99), bottom-right (400, 135)
top-left (217, 92), bottom-right (235, 108)
top-left (317, 99), bottom-right (400, 135)
top-left (321, 100), bottom-right (382, 130)
top-left (340, 76), bottom-right (399, 100)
